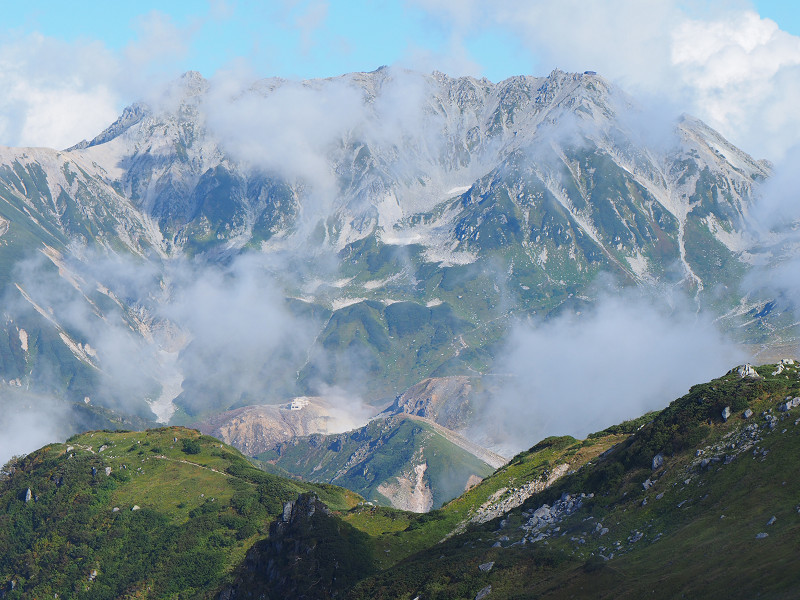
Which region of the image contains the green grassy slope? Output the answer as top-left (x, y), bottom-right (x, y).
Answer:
top-left (0, 427), bottom-right (359, 599)
top-left (346, 363), bottom-right (800, 599)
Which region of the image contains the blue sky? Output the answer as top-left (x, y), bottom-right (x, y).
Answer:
top-left (0, 1), bottom-right (799, 159)
top-left (1, 1), bottom-right (530, 81)
top-left (1, 1), bottom-right (793, 83)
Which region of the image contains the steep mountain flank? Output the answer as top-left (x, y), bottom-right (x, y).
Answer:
top-left (346, 362), bottom-right (800, 599)
top-left (260, 414), bottom-right (495, 511)
top-left (389, 375), bottom-right (478, 430)
top-left (0, 68), bottom-right (782, 428)
top-left (219, 493), bottom-right (374, 600)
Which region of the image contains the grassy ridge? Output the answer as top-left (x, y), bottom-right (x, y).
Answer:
top-left (0, 427), bottom-right (358, 599)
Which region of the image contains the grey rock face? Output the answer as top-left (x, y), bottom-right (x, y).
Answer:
top-left (478, 562), bottom-right (494, 572)
top-left (628, 531), bottom-right (644, 543)
top-left (743, 408), bottom-right (754, 419)
top-left (652, 453), bottom-right (664, 470)
top-left (475, 585), bottom-right (492, 600)
top-left (722, 406), bottom-right (732, 422)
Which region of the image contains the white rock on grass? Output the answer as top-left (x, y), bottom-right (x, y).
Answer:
top-left (737, 364), bottom-right (761, 379)
top-left (475, 585), bottom-right (492, 600)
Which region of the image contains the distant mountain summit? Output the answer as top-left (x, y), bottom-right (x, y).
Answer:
top-left (0, 68), bottom-right (782, 435)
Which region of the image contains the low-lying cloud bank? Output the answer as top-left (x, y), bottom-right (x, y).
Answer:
top-left (475, 292), bottom-right (746, 455)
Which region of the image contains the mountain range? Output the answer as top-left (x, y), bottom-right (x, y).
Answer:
top-left (0, 68), bottom-right (784, 439)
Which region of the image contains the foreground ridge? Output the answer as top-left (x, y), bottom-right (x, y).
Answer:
top-left (3, 362), bottom-right (800, 598)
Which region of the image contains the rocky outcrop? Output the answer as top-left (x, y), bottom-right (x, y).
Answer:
top-left (772, 358), bottom-right (795, 376)
top-left (737, 364), bottom-right (762, 379)
top-left (218, 494), bottom-right (374, 600)
top-left (518, 492), bottom-right (591, 542)
top-left (446, 462), bottom-right (570, 539)
top-left (390, 376), bottom-right (478, 431)
top-left (651, 453), bottom-right (664, 470)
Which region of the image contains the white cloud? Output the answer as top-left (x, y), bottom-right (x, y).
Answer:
top-left (0, 12), bottom-right (194, 149)
top-left (0, 34), bottom-right (121, 149)
top-left (0, 394), bottom-right (70, 467)
top-left (474, 292), bottom-right (746, 454)
top-left (122, 11), bottom-right (194, 84)
top-left (410, 0), bottom-right (800, 160)
top-left (670, 11), bottom-right (800, 159)
top-left (203, 74), bottom-right (366, 226)
top-left (293, 0), bottom-right (330, 54)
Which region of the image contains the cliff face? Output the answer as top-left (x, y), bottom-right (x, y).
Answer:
top-left (219, 493), bottom-right (374, 600)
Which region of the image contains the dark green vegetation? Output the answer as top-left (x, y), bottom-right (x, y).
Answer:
top-left (220, 493), bottom-right (375, 600)
top-left (3, 363), bottom-right (800, 599)
top-left (0, 427), bottom-right (358, 599)
top-left (299, 300), bottom-right (479, 399)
